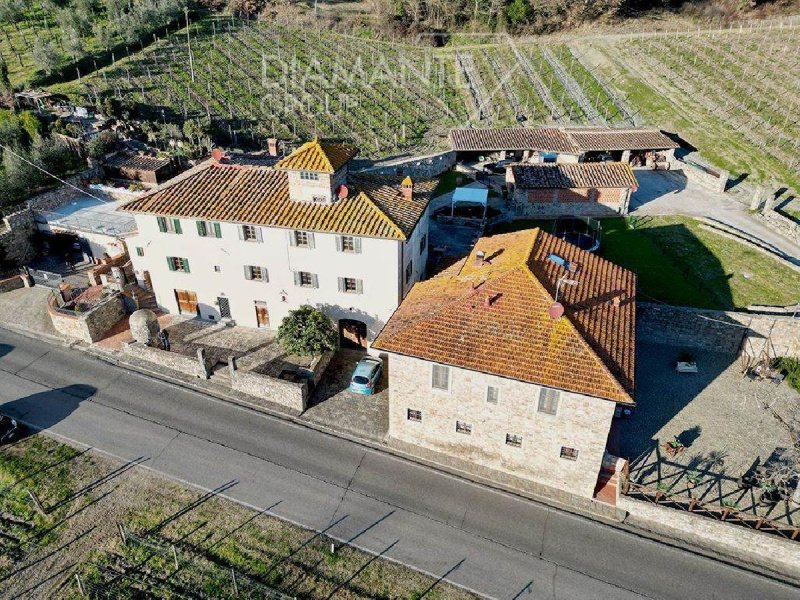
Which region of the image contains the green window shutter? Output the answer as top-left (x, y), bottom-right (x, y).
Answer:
top-left (173, 218), bottom-right (182, 234)
top-left (354, 237), bottom-right (362, 253)
top-left (157, 217), bottom-right (167, 232)
top-left (213, 222), bottom-right (222, 238)
top-left (335, 236), bottom-right (343, 252)
top-left (167, 257), bottom-right (176, 271)
top-left (337, 277), bottom-right (344, 292)
top-left (356, 279), bottom-right (363, 294)
top-left (293, 271), bottom-right (301, 286)
top-left (183, 258), bottom-right (190, 273)
top-left (196, 220), bottom-right (205, 236)
top-left (311, 273), bottom-right (319, 288)
top-left (244, 265), bottom-right (253, 280)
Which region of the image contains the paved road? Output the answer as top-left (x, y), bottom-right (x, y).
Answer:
top-left (0, 328), bottom-right (797, 600)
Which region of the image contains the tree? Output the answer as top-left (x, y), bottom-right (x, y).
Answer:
top-left (506, 0), bottom-right (530, 29)
top-left (31, 37), bottom-right (60, 75)
top-left (277, 305), bottom-right (338, 356)
top-left (86, 129), bottom-right (117, 159)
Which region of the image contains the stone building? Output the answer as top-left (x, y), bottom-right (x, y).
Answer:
top-left (120, 139), bottom-right (436, 347)
top-left (507, 162), bottom-right (639, 217)
top-left (373, 228), bottom-right (636, 499)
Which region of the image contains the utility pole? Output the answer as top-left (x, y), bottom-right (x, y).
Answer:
top-left (185, 7), bottom-right (195, 83)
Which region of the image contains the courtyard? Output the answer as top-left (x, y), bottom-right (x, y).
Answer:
top-left (616, 341), bottom-right (800, 527)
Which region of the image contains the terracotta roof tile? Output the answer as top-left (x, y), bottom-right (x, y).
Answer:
top-left (511, 163), bottom-right (638, 189)
top-left (103, 153), bottom-right (171, 171)
top-left (565, 127), bottom-right (680, 151)
top-left (274, 139), bottom-right (358, 173)
top-left (373, 229), bottom-right (636, 404)
top-left (119, 163), bottom-right (435, 241)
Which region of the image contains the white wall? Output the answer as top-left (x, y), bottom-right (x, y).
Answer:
top-left (127, 212), bottom-right (428, 342)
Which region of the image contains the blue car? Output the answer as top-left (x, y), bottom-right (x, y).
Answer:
top-left (348, 357), bottom-right (383, 395)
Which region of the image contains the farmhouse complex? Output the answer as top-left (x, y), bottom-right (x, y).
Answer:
top-left (121, 140), bottom-right (435, 347)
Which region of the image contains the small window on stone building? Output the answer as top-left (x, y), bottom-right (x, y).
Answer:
top-left (407, 409), bottom-right (422, 422)
top-left (136, 247), bottom-right (144, 257)
top-left (405, 260), bottom-right (413, 284)
top-left (431, 364), bottom-right (449, 391)
top-left (486, 385), bottom-right (499, 404)
top-left (455, 421), bottom-right (472, 435)
top-left (560, 446), bottom-right (579, 461)
top-left (537, 387), bottom-right (560, 415)
top-left (300, 171), bottom-right (320, 181)
top-left (506, 434), bottom-right (522, 448)
top-left (419, 233), bottom-right (427, 254)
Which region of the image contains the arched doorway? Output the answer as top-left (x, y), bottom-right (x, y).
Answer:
top-left (339, 319), bottom-right (368, 349)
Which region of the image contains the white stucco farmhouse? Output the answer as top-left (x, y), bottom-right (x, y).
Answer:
top-left (119, 140), bottom-right (436, 347)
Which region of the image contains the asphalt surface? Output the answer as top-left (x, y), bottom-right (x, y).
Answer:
top-left (0, 327), bottom-right (798, 600)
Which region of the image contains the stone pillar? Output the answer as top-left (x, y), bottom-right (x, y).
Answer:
top-left (621, 150), bottom-right (631, 164)
top-left (717, 169), bottom-right (730, 193)
top-left (228, 355), bottom-right (237, 381)
top-left (750, 187), bottom-right (766, 212)
top-left (197, 348), bottom-right (210, 379)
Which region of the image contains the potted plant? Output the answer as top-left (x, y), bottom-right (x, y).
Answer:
top-left (758, 480), bottom-right (780, 506)
top-left (662, 436), bottom-right (686, 458)
top-left (686, 471), bottom-right (702, 489)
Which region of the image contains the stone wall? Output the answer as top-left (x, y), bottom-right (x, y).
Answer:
top-left (0, 208), bottom-right (36, 267)
top-left (669, 158), bottom-right (729, 193)
top-left (637, 303), bottom-right (800, 358)
top-left (123, 341), bottom-right (210, 379)
top-left (299, 350), bottom-right (334, 386)
top-left (0, 275), bottom-right (24, 293)
top-left (48, 292), bottom-right (126, 343)
top-left (231, 369), bottom-right (308, 415)
top-left (357, 151), bottom-right (456, 178)
top-left (27, 169), bottom-right (100, 212)
top-left (758, 208), bottom-right (800, 244)
top-left (510, 187), bottom-right (628, 218)
top-left (385, 352), bottom-right (617, 499)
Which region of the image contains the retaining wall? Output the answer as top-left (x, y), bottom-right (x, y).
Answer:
top-left (670, 158), bottom-right (729, 193)
top-left (357, 151), bottom-right (456, 178)
top-left (758, 208), bottom-right (800, 244)
top-left (0, 208), bottom-right (36, 266)
top-left (231, 369), bottom-right (308, 415)
top-left (637, 303), bottom-right (800, 358)
top-left (48, 293), bottom-right (126, 343)
top-left (123, 342), bottom-right (210, 379)
top-left (0, 275), bottom-right (24, 294)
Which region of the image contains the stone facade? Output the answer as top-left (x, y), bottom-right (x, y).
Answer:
top-left (0, 275), bottom-right (24, 294)
top-left (637, 302), bottom-right (800, 358)
top-left (123, 341), bottom-right (210, 379)
top-left (510, 186), bottom-right (631, 218)
top-left (758, 206), bottom-right (800, 244)
top-left (0, 208), bottom-right (37, 267)
top-left (48, 292), bottom-right (126, 343)
top-left (384, 352), bottom-right (617, 499)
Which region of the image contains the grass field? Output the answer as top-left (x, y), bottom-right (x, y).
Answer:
top-left (1, 434), bottom-right (476, 599)
top-left (494, 216), bottom-right (800, 310)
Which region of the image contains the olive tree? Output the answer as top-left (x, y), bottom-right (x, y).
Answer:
top-left (277, 305), bottom-right (338, 357)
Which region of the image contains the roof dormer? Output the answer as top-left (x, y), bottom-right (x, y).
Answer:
top-left (274, 139), bottom-right (358, 203)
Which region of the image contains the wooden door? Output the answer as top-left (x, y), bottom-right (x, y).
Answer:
top-left (255, 304), bottom-right (269, 327)
top-left (174, 289), bottom-right (198, 315)
top-left (143, 270), bottom-right (153, 291)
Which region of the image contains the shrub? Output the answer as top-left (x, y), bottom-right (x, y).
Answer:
top-left (776, 357), bottom-right (800, 392)
top-left (277, 305), bottom-right (338, 357)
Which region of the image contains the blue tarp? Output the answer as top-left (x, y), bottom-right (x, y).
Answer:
top-left (452, 186), bottom-right (488, 205)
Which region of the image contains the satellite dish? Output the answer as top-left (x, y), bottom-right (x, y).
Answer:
top-left (548, 302), bottom-right (564, 320)
top-left (337, 184), bottom-right (349, 199)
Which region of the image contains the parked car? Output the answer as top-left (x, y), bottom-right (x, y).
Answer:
top-left (348, 357), bottom-right (383, 395)
top-left (490, 160), bottom-right (513, 173)
top-left (0, 414), bottom-right (24, 445)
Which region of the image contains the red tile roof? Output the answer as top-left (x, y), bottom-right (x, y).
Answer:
top-left (449, 126), bottom-right (679, 153)
top-left (511, 163), bottom-right (639, 189)
top-left (373, 228), bottom-right (636, 403)
top-left (119, 162), bottom-right (435, 241)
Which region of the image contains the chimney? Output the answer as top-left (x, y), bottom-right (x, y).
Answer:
top-left (267, 138), bottom-right (279, 157)
top-left (211, 148), bottom-right (229, 163)
top-left (401, 175), bottom-right (413, 200)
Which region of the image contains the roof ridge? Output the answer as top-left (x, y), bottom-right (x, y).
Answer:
top-left (521, 232), bottom-right (632, 402)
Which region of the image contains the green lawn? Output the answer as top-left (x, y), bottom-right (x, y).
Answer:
top-left (432, 170), bottom-right (476, 197)
top-left (497, 216), bottom-right (800, 310)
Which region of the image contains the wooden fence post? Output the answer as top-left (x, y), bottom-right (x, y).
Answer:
top-left (74, 573), bottom-right (86, 597)
top-left (27, 489), bottom-right (45, 515)
top-left (118, 522), bottom-right (127, 545)
top-left (172, 544), bottom-right (179, 570)
top-left (231, 567), bottom-right (239, 596)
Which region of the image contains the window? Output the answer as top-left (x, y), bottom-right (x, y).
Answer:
top-left (431, 364), bottom-right (449, 391)
top-left (455, 421), bottom-right (472, 435)
top-left (506, 434), bottom-right (523, 448)
top-left (537, 387), bottom-right (560, 415)
top-left (419, 233), bottom-right (427, 254)
top-left (294, 231), bottom-right (309, 247)
top-left (560, 447), bottom-right (579, 461)
top-left (197, 220), bottom-right (222, 238)
top-left (300, 171), bottom-right (320, 181)
top-left (244, 265), bottom-right (268, 282)
top-left (486, 386), bottom-right (499, 404)
top-left (312, 195), bottom-right (327, 203)
top-left (338, 235), bottom-right (360, 253)
top-left (338, 277), bottom-right (362, 294)
top-left (240, 225), bottom-right (261, 242)
top-left (157, 216), bottom-right (182, 234)
top-left (407, 409), bottom-right (422, 422)
top-left (405, 260), bottom-right (413, 284)
top-left (135, 247), bottom-right (144, 257)
top-left (167, 256), bottom-right (190, 273)
top-left (294, 271), bottom-right (318, 288)
top-left (214, 265), bottom-right (222, 273)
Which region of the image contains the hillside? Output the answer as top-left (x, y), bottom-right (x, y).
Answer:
top-left (52, 14), bottom-right (800, 191)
